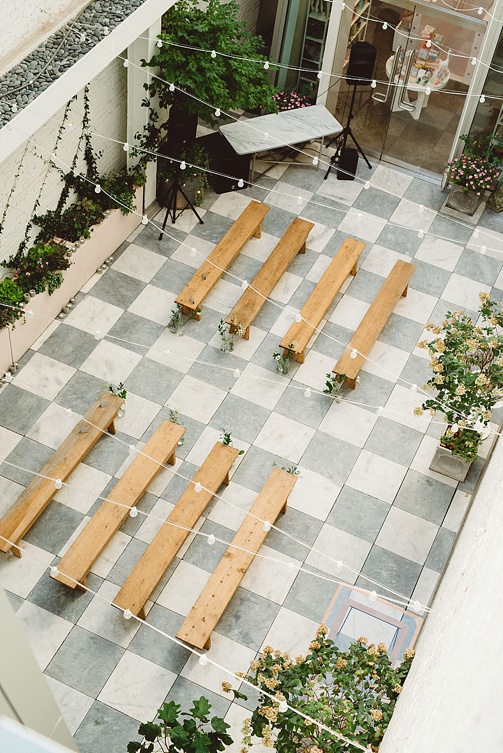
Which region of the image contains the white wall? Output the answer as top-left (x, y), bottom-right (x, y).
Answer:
top-left (380, 436), bottom-right (503, 753)
top-left (0, 58), bottom-right (127, 265)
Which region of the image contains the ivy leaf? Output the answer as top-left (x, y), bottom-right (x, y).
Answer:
top-left (190, 696), bottom-right (211, 721)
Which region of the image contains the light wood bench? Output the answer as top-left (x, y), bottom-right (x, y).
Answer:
top-left (176, 467), bottom-right (297, 650)
top-left (225, 217), bottom-right (314, 340)
top-left (279, 237), bottom-right (366, 363)
top-left (175, 200), bottom-right (270, 320)
top-left (0, 392), bottom-right (123, 558)
top-left (113, 441), bottom-right (240, 619)
top-left (333, 259), bottom-right (417, 389)
top-left (51, 420), bottom-right (185, 589)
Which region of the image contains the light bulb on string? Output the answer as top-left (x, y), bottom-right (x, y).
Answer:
top-left (195, 482), bottom-right (202, 493)
top-left (425, 40), bottom-right (432, 48)
top-left (263, 521), bottom-right (271, 532)
top-left (296, 196), bottom-right (303, 205)
top-left (473, 229), bottom-right (479, 237)
top-left (412, 600), bottom-right (422, 611)
top-left (123, 59), bottom-right (129, 68)
top-left (295, 313), bottom-right (302, 323)
top-left (11, 103), bottom-right (18, 113)
top-left (180, 161), bottom-right (186, 170)
top-left (95, 184), bottom-right (101, 193)
top-left (237, 178), bottom-right (244, 188)
top-left (215, 108), bottom-right (221, 117)
top-left (94, 330), bottom-right (104, 340)
top-left (129, 444), bottom-right (137, 454)
top-left (207, 534), bottom-right (215, 545)
top-left (451, 423), bottom-right (459, 434)
top-left (364, 181), bottom-right (370, 189)
top-left (279, 700), bottom-right (288, 713)
top-left (350, 348), bottom-right (358, 359)
top-left (304, 387), bottom-right (312, 398)
top-left (369, 590), bottom-right (378, 602)
top-left (233, 368), bottom-right (240, 378)
top-left (123, 609), bottom-right (132, 620)
top-left (142, 215), bottom-right (148, 225)
top-left (103, 27), bottom-right (109, 35)
top-left (480, 245), bottom-right (487, 254)
top-left (312, 156), bottom-right (319, 166)
top-left (169, 83), bottom-right (175, 92)
top-left (417, 229), bottom-right (425, 238)
top-left (264, 60), bottom-right (270, 70)
top-left (129, 507), bottom-right (138, 518)
top-left (190, 247), bottom-right (197, 257)
top-left (425, 87), bottom-right (431, 96)
top-left (50, 566), bottom-right (59, 577)
top-left (478, 5), bottom-right (483, 13)
top-left (371, 80), bottom-right (377, 88)
top-left (3, 371), bottom-right (13, 382)
top-left (156, 39), bottom-right (163, 48)
top-left (241, 279), bottom-right (248, 290)
top-left (211, 50), bottom-right (217, 58)
top-left (199, 654), bottom-right (208, 665)
top-left (418, 204), bottom-right (424, 213)
top-left (411, 384), bottom-right (417, 392)
top-left (317, 71), bottom-right (323, 79)
top-left (480, 95), bottom-right (486, 103)
top-left (471, 57), bottom-right (477, 65)
top-left (123, 142), bottom-right (130, 152)
top-left (54, 478), bottom-right (63, 489)
top-left (377, 406), bottom-right (384, 413)
top-left (335, 560), bottom-right (342, 573)
top-left (382, 22), bottom-right (388, 29)
top-left (26, 309), bottom-right (34, 319)
top-left (79, 32), bottom-right (86, 42)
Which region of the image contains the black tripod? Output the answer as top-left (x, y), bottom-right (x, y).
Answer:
top-left (324, 84), bottom-right (372, 180)
top-left (158, 170), bottom-right (204, 241)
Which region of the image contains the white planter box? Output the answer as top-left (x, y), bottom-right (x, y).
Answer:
top-left (0, 190), bottom-right (142, 376)
top-left (429, 444), bottom-right (473, 482)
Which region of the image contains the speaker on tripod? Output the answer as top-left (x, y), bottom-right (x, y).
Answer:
top-left (346, 41), bottom-right (377, 86)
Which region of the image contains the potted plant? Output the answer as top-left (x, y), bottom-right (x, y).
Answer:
top-left (168, 304), bottom-right (184, 335)
top-left (105, 382), bottom-right (127, 417)
top-left (273, 343), bottom-right (296, 375)
top-left (167, 407), bottom-right (185, 446)
top-left (217, 319), bottom-right (234, 352)
top-left (2, 242), bottom-right (71, 297)
top-left (0, 278), bottom-right (25, 330)
top-left (323, 372), bottom-right (348, 402)
top-left (416, 293), bottom-right (503, 481)
top-left (445, 133), bottom-right (502, 216)
top-left (220, 428), bottom-right (244, 455)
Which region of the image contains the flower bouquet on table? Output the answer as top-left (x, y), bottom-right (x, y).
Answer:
top-left (272, 90), bottom-right (311, 112)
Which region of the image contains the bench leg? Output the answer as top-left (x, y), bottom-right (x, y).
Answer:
top-left (138, 606), bottom-right (146, 621)
top-left (287, 350), bottom-right (305, 364)
top-left (223, 470), bottom-right (231, 486)
top-left (204, 637), bottom-right (211, 650)
top-left (350, 259), bottom-right (358, 276)
top-left (107, 418), bottom-right (117, 435)
top-left (253, 222), bottom-right (262, 239)
top-left (298, 242), bottom-right (306, 255)
top-left (167, 449), bottom-right (177, 466)
top-left (11, 542), bottom-right (22, 558)
top-left (401, 283), bottom-right (409, 297)
top-left (345, 375), bottom-right (357, 390)
top-left (76, 576), bottom-right (87, 592)
top-left (280, 501), bottom-right (288, 515)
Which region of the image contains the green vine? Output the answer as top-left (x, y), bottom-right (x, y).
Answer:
top-left (0, 142), bottom-right (30, 237)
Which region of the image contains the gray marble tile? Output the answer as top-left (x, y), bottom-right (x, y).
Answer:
top-left (345, 268), bottom-right (388, 304)
top-left (352, 186), bottom-right (401, 220)
top-left (209, 393), bottom-right (271, 444)
top-left (378, 314), bottom-right (424, 352)
top-left (408, 259), bottom-right (452, 298)
top-left (376, 224), bottom-right (422, 258)
top-left (327, 486), bottom-right (389, 543)
top-left (262, 205), bottom-right (298, 237)
top-left (5, 590), bottom-right (24, 611)
top-left (141, 408), bottom-right (206, 459)
top-left (428, 299), bottom-right (478, 327)
top-left (475, 206), bottom-right (503, 232)
top-left (287, 278), bottom-right (317, 310)
top-left (190, 211), bottom-right (234, 244)
top-left (124, 359), bottom-right (184, 405)
top-left (54, 372), bottom-right (109, 415)
top-left (134, 222), bottom-right (187, 257)
top-left (250, 332), bottom-right (298, 374)
top-left (222, 253), bottom-right (263, 284)
top-left (300, 431), bottom-right (360, 486)
top-left (364, 417), bottom-right (423, 467)
top-left (252, 301), bottom-right (283, 337)
top-left (457, 455), bottom-right (485, 494)
top-left (107, 312), bottom-right (165, 356)
top-left (274, 385), bottom-right (331, 430)
top-left (216, 587), bottom-right (280, 650)
top-left (46, 626), bottom-right (124, 696)
top-left (428, 215), bottom-right (473, 245)
top-left (39, 326), bottom-right (99, 369)
top-left (150, 258), bottom-right (196, 293)
top-left (164, 676), bottom-right (231, 719)
top-left (424, 527), bottom-right (456, 572)
top-left (394, 469), bottom-right (455, 525)
top-left (188, 346), bottom-right (247, 392)
top-left (1, 437), bottom-right (54, 487)
top-left (84, 432), bottom-right (132, 476)
top-left (310, 321), bottom-right (351, 360)
top-left (399, 354), bottom-right (432, 390)
top-left (75, 700), bottom-right (139, 753)
top-left (356, 545), bottom-right (421, 599)
top-left (320, 229), bottom-right (359, 258)
top-left (283, 566), bottom-right (337, 622)
top-left (119, 492), bottom-right (159, 538)
top-left (403, 178), bottom-right (445, 211)
top-left (454, 248), bottom-right (502, 287)
top-left (0, 386), bottom-right (50, 434)
top-left (347, 372), bottom-right (395, 414)
top-left (265, 506), bottom-right (323, 560)
top-left (178, 306), bottom-right (227, 346)
top-left (90, 269), bottom-right (146, 309)
top-left (129, 604), bottom-right (191, 674)
top-left (300, 195), bottom-right (348, 228)
top-left (232, 445), bottom-right (289, 493)
top-left (183, 519), bottom-right (234, 573)
top-left (27, 571), bottom-right (102, 623)
top-left (287, 247), bottom-right (319, 278)
top-left (24, 500), bottom-right (84, 554)
top-left (161, 474), bottom-right (194, 504)
top-left (282, 164), bottom-right (326, 192)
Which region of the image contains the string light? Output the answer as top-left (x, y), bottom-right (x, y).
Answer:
top-left (215, 108), bottom-right (221, 117)
top-left (350, 348), bottom-right (358, 359)
top-left (123, 59), bottom-right (129, 68)
top-left (418, 229), bottom-right (425, 238)
top-left (195, 481), bottom-right (202, 493)
top-left (141, 215), bottom-right (148, 224)
top-left (317, 71), bottom-right (323, 79)
top-left (418, 204), bottom-right (424, 213)
top-left (123, 142), bottom-right (129, 151)
top-left (312, 156), bottom-right (319, 166)
top-left (480, 94), bottom-right (485, 103)
top-left (279, 700), bottom-right (288, 712)
top-left (157, 40), bottom-right (163, 48)
top-left (94, 184), bottom-right (101, 193)
top-left (50, 566), bottom-right (59, 577)
top-left (123, 609), bottom-right (132, 619)
top-left (263, 521), bottom-right (271, 532)
top-left (54, 478), bottom-right (63, 489)
top-left (371, 80), bottom-right (377, 88)
top-left (471, 57), bottom-right (477, 65)
top-left (207, 533), bottom-right (216, 545)
top-left (241, 279), bottom-right (248, 290)
top-left (425, 87), bottom-right (431, 95)
top-left (264, 61), bottom-right (269, 70)
top-left (210, 50), bottom-right (216, 58)
top-left (94, 330), bottom-right (104, 340)
top-left (129, 507), bottom-right (138, 517)
top-left (233, 368), bottom-right (241, 378)
top-left (180, 160), bottom-right (186, 170)
top-left (364, 181), bottom-right (370, 189)
top-left (382, 22), bottom-right (388, 29)
top-left (304, 387), bottom-right (312, 398)
top-left (480, 245), bottom-right (487, 254)
top-left (199, 654), bottom-right (208, 665)
top-left (169, 83), bottom-right (175, 92)
top-left (295, 313), bottom-right (302, 322)
top-left (237, 178), bottom-right (244, 188)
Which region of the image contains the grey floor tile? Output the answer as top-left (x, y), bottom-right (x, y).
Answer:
top-left (24, 500), bottom-right (84, 554)
top-left (209, 393), bottom-right (270, 444)
top-left (183, 519), bottom-right (234, 573)
top-left (84, 432), bottom-right (132, 476)
top-left (0, 386), bottom-right (50, 434)
top-left (428, 299), bottom-right (477, 327)
top-left (46, 626), bottom-right (124, 696)
top-left (231, 445), bottom-right (287, 493)
top-left (300, 431), bottom-right (360, 486)
top-left (287, 247), bottom-right (319, 278)
top-left (27, 571), bottom-right (102, 622)
top-left (150, 257), bottom-right (196, 293)
top-left (39, 326), bottom-right (99, 368)
top-left (5, 590), bottom-right (24, 611)
top-left (1, 437), bottom-right (54, 487)
top-left (222, 253), bottom-right (263, 285)
top-left (91, 269), bottom-right (145, 309)
top-left (262, 205), bottom-right (298, 238)
top-left (403, 178), bottom-right (446, 211)
top-left (378, 313), bottom-right (424, 352)
top-left (425, 527), bottom-right (456, 572)
top-left (274, 385), bottom-right (331, 430)
top-left (54, 372), bottom-right (109, 415)
top-left (107, 312), bottom-right (165, 356)
top-left (188, 346), bottom-right (247, 392)
top-left (250, 332), bottom-right (301, 378)
top-left (353, 186), bottom-right (401, 220)
top-left (408, 259), bottom-right (452, 298)
top-left (283, 567), bottom-right (336, 622)
top-left (75, 700), bottom-right (139, 753)
top-left (265, 507), bottom-right (323, 560)
top-left (399, 354), bottom-right (432, 390)
top-left (457, 455), bottom-right (485, 494)
top-left (164, 676), bottom-right (231, 719)
top-left (179, 306), bottom-right (227, 345)
top-left (322, 229), bottom-right (361, 258)
top-left (364, 417), bottom-right (423, 467)
top-left (454, 248), bottom-right (502, 287)
top-left (475, 206), bottom-right (503, 232)
top-left (190, 211), bottom-right (234, 244)
top-left (357, 545), bottom-right (421, 599)
top-left (142, 408), bottom-right (206, 461)
top-left (216, 587), bottom-right (280, 651)
top-left (125, 359), bottom-right (183, 404)
top-left (393, 469), bottom-right (455, 525)
top-left (287, 278), bottom-right (317, 310)
top-left (253, 300), bottom-right (283, 335)
top-left (129, 604), bottom-right (191, 673)
top-left (161, 474), bottom-right (194, 504)
top-left (310, 321), bottom-right (351, 360)
top-left (327, 486), bottom-right (389, 543)
top-left (346, 372), bottom-right (395, 414)
top-left (282, 164), bottom-right (326, 192)
top-left (376, 224), bottom-right (423, 258)
top-left (118, 491), bottom-right (159, 537)
top-left (428, 215), bottom-right (474, 245)
top-left (345, 268), bottom-right (388, 304)
top-left (301, 195), bottom-right (348, 228)
top-left (134, 222), bottom-right (187, 257)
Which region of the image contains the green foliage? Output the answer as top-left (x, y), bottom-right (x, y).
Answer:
top-left (418, 293), bottom-right (503, 460)
top-left (273, 462), bottom-right (300, 475)
top-left (225, 630), bottom-right (414, 753)
top-left (323, 373), bottom-right (347, 401)
top-left (158, 143), bottom-right (210, 206)
top-left (106, 382), bottom-right (127, 400)
top-left (63, 170), bottom-right (142, 215)
top-left (34, 198), bottom-right (105, 243)
top-left (440, 427), bottom-right (481, 463)
top-left (1, 243), bottom-right (70, 297)
top-left (220, 428), bottom-right (244, 454)
top-left (0, 278), bottom-right (25, 329)
top-left (127, 698), bottom-right (233, 753)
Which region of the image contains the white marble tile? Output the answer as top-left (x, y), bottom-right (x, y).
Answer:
top-left (171, 235), bottom-right (215, 269)
top-left (306, 254), bottom-right (332, 283)
top-left (225, 704), bottom-right (257, 753)
top-left (291, 349), bottom-right (336, 391)
top-left (394, 287), bottom-right (437, 323)
top-left (346, 450), bottom-right (407, 504)
top-left (468, 226), bottom-right (503, 261)
top-left (328, 294), bottom-right (369, 329)
top-left (415, 236), bottom-right (464, 271)
top-left (253, 160), bottom-right (289, 180)
top-left (65, 295), bottom-right (124, 334)
top-left (288, 467), bottom-right (341, 521)
top-left (128, 284), bottom-right (175, 325)
top-left (407, 567), bottom-right (439, 616)
top-left (111, 244), bottom-right (166, 283)
top-left (306, 523), bottom-right (372, 582)
top-left (361, 244), bottom-right (410, 277)
top-left (77, 581), bottom-right (141, 648)
top-left (269, 270), bottom-right (303, 304)
top-left (185, 426), bottom-right (247, 471)
top-left (147, 457), bottom-right (182, 498)
top-left (376, 506), bottom-right (438, 565)
top-left (269, 303), bottom-right (298, 338)
top-left (157, 561), bottom-right (211, 616)
top-left (204, 279), bottom-right (242, 314)
top-left (208, 482), bottom-right (257, 532)
top-left (264, 182), bottom-right (313, 214)
top-left (26, 402), bottom-right (81, 449)
top-left (261, 607), bottom-right (319, 657)
top-left (369, 165), bottom-right (413, 197)
top-left (389, 200), bottom-right (436, 233)
top-left (45, 676), bottom-right (94, 735)
top-left (230, 363), bottom-right (287, 410)
top-left (254, 412), bottom-right (316, 463)
top-left (14, 354), bottom-right (75, 401)
top-left (409, 434), bottom-right (458, 488)
top-left (338, 209), bottom-right (386, 243)
top-left (241, 545), bottom-right (301, 604)
top-left (303, 220), bottom-right (335, 253)
top-left (0, 426), bottom-right (22, 461)
top-left (113, 392), bottom-right (162, 439)
top-left (220, 325), bottom-right (267, 361)
top-left (147, 330), bottom-right (205, 373)
top-left (443, 490), bottom-right (471, 532)
top-left (98, 650), bottom-right (176, 721)
top-left (316, 175), bottom-right (363, 205)
top-left (80, 340), bottom-right (142, 383)
top-left (135, 497), bottom-right (175, 545)
top-left (320, 400), bottom-right (378, 448)
top-left (211, 192), bottom-right (258, 220)
top-left (157, 205), bottom-right (207, 234)
top-left (343, 608), bottom-right (398, 647)
top-left (239, 232), bottom-right (279, 262)
top-left (384, 384), bottom-right (431, 432)
top-left (0, 542), bottom-right (53, 598)
top-left (360, 340), bottom-right (409, 383)
top-left (441, 274), bottom-right (491, 311)
top-left (90, 530), bottom-right (131, 579)
top-left (168, 375), bottom-right (227, 423)
top-left (54, 464), bottom-right (111, 515)
top-left (0, 476), bottom-right (24, 518)
top-left (181, 633), bottom-right (256, 697)
top-left (16, 601), bottom-right (73, 670)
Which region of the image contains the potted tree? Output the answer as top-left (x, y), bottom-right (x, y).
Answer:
top-left (416, 293), bottom-right (503, 481)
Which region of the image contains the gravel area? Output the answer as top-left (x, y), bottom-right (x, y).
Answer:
top-left (0, 0), bottom-right (148, 127)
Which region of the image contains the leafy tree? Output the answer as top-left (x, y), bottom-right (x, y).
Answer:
top-left (127, 697), bottom-right (233, 753)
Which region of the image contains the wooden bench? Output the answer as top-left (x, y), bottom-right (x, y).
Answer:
top-left (0, 392), bottom-right (123, 558)
top-left (279, 237), bottom-right (366, 364)
top-left (113, 441), bottom-right (240, 619)
top-left (175, 200), bottom-right (270, 320)
top-left (225, 217), bottom-right (314, 340)
top-left (333, 259), bottom-right (417, 389)
top-left (51, 420), bottom-right (185, 589)
top-left (176, 467), bottom-right (297, 650)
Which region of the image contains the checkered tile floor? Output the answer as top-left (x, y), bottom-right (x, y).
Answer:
top-left (1, 149), bottom-right (502, 753)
